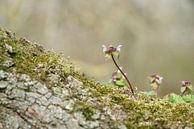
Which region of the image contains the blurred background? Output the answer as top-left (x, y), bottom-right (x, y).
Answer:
top-left (0, 0), bottom-right (194, 95)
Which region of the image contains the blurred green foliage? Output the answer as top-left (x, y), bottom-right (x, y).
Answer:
top-left (169, 93), bottom-right (194, 103)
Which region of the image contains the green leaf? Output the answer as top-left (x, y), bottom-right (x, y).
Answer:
top-left (180, 87), bottom-right (186, 93)
top-left (113, 52), bottom-right (120, 59)
top-left (150, 82), bottom-right (159, 90)
top-left (187, 85), bottom-right (193, 92)
top-left (116, 74), bottom-right (123, 79)
top-left (115, 79), bottom-right (125, 87)
top-left (148, 76), bottom-right (155, 83)
top-left (105, 54), bottom-right (111, 59)
top-left (181, 86), bottom-right (193, 95)
top-left (168, 93), bottom-right (185, 104)
top-left (182, 95), bottom-right (194, 103)
top-left (143, 91), bottom-right (156, 97)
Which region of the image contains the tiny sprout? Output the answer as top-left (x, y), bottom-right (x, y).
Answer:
top-left (148, 74), bottom-right (163, 90)
top-left (102, 44), bottom-right (134, 95)
top-left (181, 81), bottom-right (193, 95)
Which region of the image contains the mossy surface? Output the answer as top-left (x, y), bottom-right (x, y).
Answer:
top-left (0, 28), bottom-right (194, 128)
top-left (0, 28), bottom-right (76, 86)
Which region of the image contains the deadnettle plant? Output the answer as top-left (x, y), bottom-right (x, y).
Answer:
top-left (102, 45), bottom-right (134, 95)
top-left (111, 67), bottom-right (126, 87)
top-left (148, 74), bottom-right (163, 90)
top-left (181, 81), bottom-right (193, 95)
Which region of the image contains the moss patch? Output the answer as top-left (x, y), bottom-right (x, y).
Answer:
top-left (0, 28), bottom-right (75, 87)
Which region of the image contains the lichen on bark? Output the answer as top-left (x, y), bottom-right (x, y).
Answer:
top-left (0, 28), bottom-right (194, 129)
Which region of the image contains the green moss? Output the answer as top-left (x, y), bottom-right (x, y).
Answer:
top-left (73, 101), bottom-right (95, 121)
top-left (0, 28), bottom-right (75, 86)
top-left (82, 106), bottom-right (94, 121)
top-left (0, 106), bottom-right (5, 122)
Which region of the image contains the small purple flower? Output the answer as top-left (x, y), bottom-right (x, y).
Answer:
top-left (180, 81), bottom-right (193, 94)
top-left (102, 45), bottom-right (122, 54)
top-left (150, 74), bottom-right (163, 85)
top-left (181, 81), bottom-right (191, 87)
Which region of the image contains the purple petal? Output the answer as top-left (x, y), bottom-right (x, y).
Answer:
top-left (181, 81), bottom-right (191, 87)
top-left (116, 45), bottom-right (122, 52)
top-left (102, 45), bottom-right (107, 53)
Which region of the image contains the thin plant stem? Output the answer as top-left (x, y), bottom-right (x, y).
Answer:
top-left (111, 54), bottom-right (134, 95)
top-left (180, 89), bottom-right (186, 96)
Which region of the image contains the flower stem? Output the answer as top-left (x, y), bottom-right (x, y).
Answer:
top-left (111, 54), bottom-right (134, 95)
